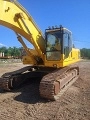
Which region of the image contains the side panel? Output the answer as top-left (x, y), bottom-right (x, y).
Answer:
top-left (63, 48), bottom-right (80, 66)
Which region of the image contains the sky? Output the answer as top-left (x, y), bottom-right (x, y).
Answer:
top-left (0, 0), bottom-right (90, 49)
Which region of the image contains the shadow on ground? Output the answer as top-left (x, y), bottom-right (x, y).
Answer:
top-left (13, 82), bottom-right (49, 104)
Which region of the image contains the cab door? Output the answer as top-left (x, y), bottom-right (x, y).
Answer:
top-left (63, 31), bottom-right (72, 59)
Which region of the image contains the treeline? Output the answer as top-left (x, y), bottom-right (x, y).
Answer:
top-left (0, 47), bottom-right (90, 59)
top-left (0, 47), bottom-right (22, 58)
top-left (80, 48), bottom-right (90, 59)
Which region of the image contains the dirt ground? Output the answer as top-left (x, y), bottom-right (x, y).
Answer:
top-left (0, 60), bottom-right (90, 120)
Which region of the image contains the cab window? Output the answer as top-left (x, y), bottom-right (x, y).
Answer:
top-left (63, 32), bottom-right (72, 58)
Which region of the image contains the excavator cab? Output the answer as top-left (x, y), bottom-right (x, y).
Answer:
top-left (44, 26), bottom-right (76, 68)
top-left (45, 26), bottom-right (63, 61)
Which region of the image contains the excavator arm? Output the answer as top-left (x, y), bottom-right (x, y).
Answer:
top-left (0, 0), bottom-right (45, 64)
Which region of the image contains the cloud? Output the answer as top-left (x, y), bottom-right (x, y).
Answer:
top-left (0, 43), bottom-right (8, 47)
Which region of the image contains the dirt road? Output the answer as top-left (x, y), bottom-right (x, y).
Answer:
top-left (0, 60), bottom-right (90, 120)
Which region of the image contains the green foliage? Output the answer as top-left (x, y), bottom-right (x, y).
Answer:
top-left (0, 47), bottom-right (21, 57)
top-left (80, 48), bottom-right (90, 59)
top-left (1, 47), bottom-right (90, 59)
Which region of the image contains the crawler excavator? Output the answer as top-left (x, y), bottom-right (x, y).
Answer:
top-left (0, 0), bottom-right (80, 100)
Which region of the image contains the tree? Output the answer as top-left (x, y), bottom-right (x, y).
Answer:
top-left (0, 47), bottom-right (21, 58)
top-left (80, 48), bottom-right (90, 59)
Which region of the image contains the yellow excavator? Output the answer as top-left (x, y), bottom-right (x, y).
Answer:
top-left (0, 0), bottom-right (80, 100)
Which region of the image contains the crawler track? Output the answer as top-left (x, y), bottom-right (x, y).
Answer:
top-left (0, 66), bottom-right (32, 91)
top-left (40, 66), bottom-right (79, 100)
top-left (0, 66), bottom-right (48, 91)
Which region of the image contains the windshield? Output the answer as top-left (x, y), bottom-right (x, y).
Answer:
top-left (46, 31), bottom-right (62, 60)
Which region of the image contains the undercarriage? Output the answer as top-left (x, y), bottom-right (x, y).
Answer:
top-left (0, 66), bottom-right (79, 100)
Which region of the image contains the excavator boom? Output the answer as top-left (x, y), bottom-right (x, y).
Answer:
top-left (0, 0), bottom-right (45, 64)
